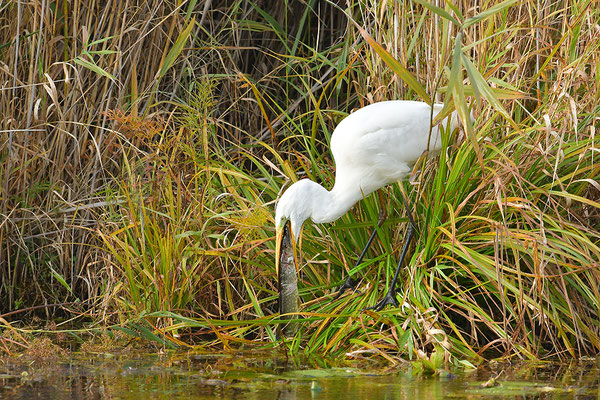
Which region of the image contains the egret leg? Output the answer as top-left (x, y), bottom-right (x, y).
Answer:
top-left (367, 193), bottom-right (415, 311)
top-left (332, 208), bottom-right (386, 301)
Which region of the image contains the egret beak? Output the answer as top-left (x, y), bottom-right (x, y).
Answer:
top-left (275, 224), bottom-right (284, 279)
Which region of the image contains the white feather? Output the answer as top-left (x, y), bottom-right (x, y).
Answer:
top-left (276, 100), bottom-right (459, 240)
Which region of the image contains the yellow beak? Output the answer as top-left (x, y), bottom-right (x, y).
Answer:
top-left (275, 225), bottom-right (283, 278)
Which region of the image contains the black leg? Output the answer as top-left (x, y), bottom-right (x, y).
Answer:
top-left (366, 193), bottom-right (416, 311)
top-left (332, 208), bottom-right (385, 301)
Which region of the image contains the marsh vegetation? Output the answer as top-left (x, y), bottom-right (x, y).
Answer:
top-left (1, 0), bottom-right (599, 368)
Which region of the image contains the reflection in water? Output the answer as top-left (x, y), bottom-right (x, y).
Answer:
top-left (0, 352), bottom-right (599, 399)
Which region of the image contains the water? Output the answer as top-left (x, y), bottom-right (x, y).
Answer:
top-left (1, 351), bottom-right (598, 399)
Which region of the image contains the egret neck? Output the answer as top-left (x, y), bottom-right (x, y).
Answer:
top-left (275, 178), bottom-right (373, 243)
top-left (312, 180), bottom-right (367, 225)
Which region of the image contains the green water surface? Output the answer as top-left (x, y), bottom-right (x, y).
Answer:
top-left (1, 351), bottom-right (598, 399)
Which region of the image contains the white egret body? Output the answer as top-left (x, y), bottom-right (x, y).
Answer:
top-left (275, 100), bottom-right (460, 312)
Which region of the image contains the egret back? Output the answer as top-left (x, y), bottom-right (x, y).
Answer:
top-left (330, 101), bottom-right (451, 198)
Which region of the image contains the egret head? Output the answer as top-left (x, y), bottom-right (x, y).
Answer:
top-left (274, 179), bottom-right (325, 276)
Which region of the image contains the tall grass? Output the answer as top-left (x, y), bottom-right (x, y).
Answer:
top-left (1, 0), bottom-right (598, 363)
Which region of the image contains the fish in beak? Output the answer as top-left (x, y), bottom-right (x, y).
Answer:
top-left (275, 220), bottom-right (299, 335)
top-left (275, 220), bottom-right (299, 278)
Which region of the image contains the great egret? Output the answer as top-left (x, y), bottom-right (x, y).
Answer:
top-left (275, 100), bottom-right (461, 312)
